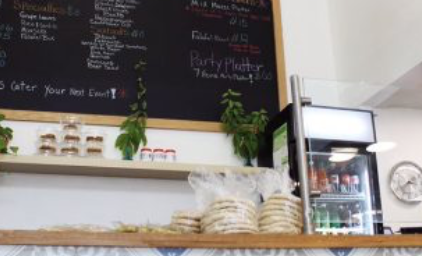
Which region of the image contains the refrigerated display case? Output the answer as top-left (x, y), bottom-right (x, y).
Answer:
top-left (258, 104), bottom-right (384, 235)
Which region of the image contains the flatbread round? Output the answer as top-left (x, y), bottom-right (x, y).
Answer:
top-left (221, 229), bottom-right (258, 234)
top-left (205, 207), bottom-right (256, 220)
top-left (259, 209), bottom-right (302, 221)
top-left (171, 224), bottom-right (200, 233)
top-left (204, 222), bottom-right (258, 234)
top-left (259, 221), bottom-right (302, 232)
top-left (208, 201), bottom-right (256, 215)
top-left (261, 203), bottom-right (302, 213)
top-left (172, 211), bottom-right (202, 221)
top-left (260, 207), bottom-right (302, 219)
top-left (260, 226), bottom-right (302, 234)
top-left (171, 218), bottom-right (201, 228)
top-left (202, 211), bottom-right (256, 228)
top-left (263, 199), bottom-right (302, 211)
top-left (263, 202), bottom-right (302, 212)
top-left (259, 215), bottom-right (303, 227)
top-left (267, 194), bottom-right (301, 204)
top-left (203, 217), bottom-right (257, 231)
top-left (259, 220), bottom-right (302, 230)
top-left (211, 197), bottom-right (256, 209)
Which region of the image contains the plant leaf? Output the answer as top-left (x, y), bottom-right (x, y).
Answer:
top-left (0, 139), bottom-right (6, 152)
top-left (115, 134), bottom-right (130, 149)
top-left (130, 103), bottom-right (139, 111)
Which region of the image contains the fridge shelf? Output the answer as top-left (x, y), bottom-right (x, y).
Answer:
top-left (311, 193), bottom-right (366, 203)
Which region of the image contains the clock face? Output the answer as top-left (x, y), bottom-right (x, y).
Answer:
top-left (390, 162), bottom-right (422, 203)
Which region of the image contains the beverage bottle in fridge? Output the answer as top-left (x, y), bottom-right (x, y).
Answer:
top-left (319, 204), bottom-right (330, 229)
top-left (339, 204), bottom-right (352, 228)
top-left (312, 203), bottom-right (321, 229)
top-left (329, 171), bottom-right (340, 194)
top-left (351, 203), bottom-right (363, 229)
top-left (330, 205), bottom-right (341, 229)
top-left (317, 162), bottom-right (329, 193)
top-left (308, 162), bottom-right (319, 192)
top-left (340, 173), bottom-right (351, 194)
top-left (350, 174), bottom-right (361, 194)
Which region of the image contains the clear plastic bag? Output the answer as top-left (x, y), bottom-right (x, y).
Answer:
top-left (256, 168), bottom-right (303, 234)
top-left (188, 169), bottom-right (259, 234)
top-left (257, 167), bottom-right (295, 201)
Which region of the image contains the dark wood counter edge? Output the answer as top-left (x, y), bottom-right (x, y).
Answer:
top-left (0, 231), bottom-right (421, 249)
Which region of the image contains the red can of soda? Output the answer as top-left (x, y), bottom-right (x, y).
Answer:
top-left (341, 174), bottom-right (351, 185)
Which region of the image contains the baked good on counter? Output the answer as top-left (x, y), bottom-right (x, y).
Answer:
top-left (258, 193), bottom-right (303, 234)
top-left (40, 224), bottom-right (109, 232)
top-left (170, 210), bottom-right (202, 234)
top-left (201, 197), bottom-right (258, 234)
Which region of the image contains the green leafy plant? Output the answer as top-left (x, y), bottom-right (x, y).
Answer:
top-left (0, 114), bottom-right (18, 155)
top-left (115, 60), bottom-right (148, 160)
top-left (221, 89), bottom-right (269, 166)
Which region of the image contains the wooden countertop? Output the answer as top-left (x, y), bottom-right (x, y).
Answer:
top-left (0, 231), bottom-right (421, 249)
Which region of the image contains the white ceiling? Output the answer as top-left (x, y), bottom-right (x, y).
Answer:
top-left (365, 62), bottom-right (422, 109)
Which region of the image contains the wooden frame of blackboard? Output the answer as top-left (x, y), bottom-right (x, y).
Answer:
top-left (0, 0), bottom-right (287, 133)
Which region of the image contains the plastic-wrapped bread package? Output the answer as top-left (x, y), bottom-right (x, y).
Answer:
top-left (257, 168), bottom-right (304, 234)
top-left (188, 169), bottom-right (259, 234)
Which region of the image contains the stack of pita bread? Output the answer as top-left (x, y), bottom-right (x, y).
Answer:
top-left (170, 211), bottom-right (202, 234)
top-left (201, 197), bottom-right (258, 234)
top-left (258, 193), bottom-right (303, 234)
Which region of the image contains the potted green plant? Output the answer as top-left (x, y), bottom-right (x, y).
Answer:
top-left (220, 89), bottom-right (269, 166)
top-left (115, 60), bottom-right (148, 160)
top-left (0, 114), bottom-right (18, 155)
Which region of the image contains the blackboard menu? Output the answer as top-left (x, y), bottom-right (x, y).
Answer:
top-left (0, 0), bottom-right (280, 124)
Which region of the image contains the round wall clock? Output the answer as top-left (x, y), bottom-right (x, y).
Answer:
top-left (390, 161), bottom-right (422, 203)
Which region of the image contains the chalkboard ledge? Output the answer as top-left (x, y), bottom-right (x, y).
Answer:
top-left (0, 109), bottom-right (224, 132)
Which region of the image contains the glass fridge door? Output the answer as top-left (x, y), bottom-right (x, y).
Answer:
top-left (307, 151), bottom-right (377, 235)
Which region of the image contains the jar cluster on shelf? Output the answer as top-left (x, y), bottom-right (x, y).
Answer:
top-left (37, 116), bottom-right (105, 158)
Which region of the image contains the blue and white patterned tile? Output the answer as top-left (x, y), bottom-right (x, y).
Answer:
top-left (303, 248), bottom-right (377, 256)
top-left (1, 247), bottom-right (422, 256)
top-left (371, 248), bottom-right (422, 256)
top-left (0, 246), bottom-right (24, 256)
top-left (126, 248), bottom-right (157, 256)
top-left (153, 248), bottom-right (190, 256)
top-left (329, 248), bottom-right (354, 256)
top-left (205, 249), bottom-right (308, 256)
top-left (304, 249), bottom-right (338, 256)
top-left (8, 246), bottom-right (133, 256)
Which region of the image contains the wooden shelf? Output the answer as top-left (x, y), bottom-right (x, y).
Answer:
top-left (0, 155), bottom-right (260, 180)
top-left (0, 231), bottom-right (421, 249)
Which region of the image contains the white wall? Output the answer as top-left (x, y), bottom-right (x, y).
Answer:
top-left (374, 108), bottom-right (422, 232)
top-left (0, 120), bottom-right (242, 229)
top-left (298, 0), bottom-right (422, 109)
top-left (280, 0), bottom-right (336, 81)
top-left (328, 0), bottom-right (422, 86)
